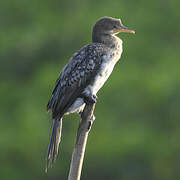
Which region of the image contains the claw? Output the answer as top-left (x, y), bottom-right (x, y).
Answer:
top-left (90, 94), bottom-right (97, 104)
top-left (80, 92), bottom-right (97, 104)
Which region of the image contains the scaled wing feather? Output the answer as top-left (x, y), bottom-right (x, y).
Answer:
top-left (47, 43), bottom-right (105, 118)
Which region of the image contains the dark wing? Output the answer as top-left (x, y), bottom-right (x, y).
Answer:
top-left (47, 43), bottom-right (105, 118)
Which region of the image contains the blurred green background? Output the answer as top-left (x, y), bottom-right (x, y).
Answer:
top-left (1, 0), bottom-right (180, 179)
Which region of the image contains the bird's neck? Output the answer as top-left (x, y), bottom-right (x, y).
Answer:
top-left (92, 33), bottom-right (121, 49)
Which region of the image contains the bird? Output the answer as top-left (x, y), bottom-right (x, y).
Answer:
top-left (46, 16), bottom-right (135, 171)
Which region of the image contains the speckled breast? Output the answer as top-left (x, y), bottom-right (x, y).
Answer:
top-left (90, 39), bottom-right (123, 95)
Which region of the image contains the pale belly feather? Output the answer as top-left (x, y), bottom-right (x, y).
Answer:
top-left (90, 55), bottom-right (119, 95)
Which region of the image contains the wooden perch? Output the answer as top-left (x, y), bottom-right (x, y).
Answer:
top-left (68, 103), bottom-right (96, 180)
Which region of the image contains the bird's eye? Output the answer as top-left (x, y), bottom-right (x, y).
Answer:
top-left (113, 25), bottom-right (117, 29)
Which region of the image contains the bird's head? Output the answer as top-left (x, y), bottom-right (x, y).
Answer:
top-left (92, 16), bottom-right (135, 36)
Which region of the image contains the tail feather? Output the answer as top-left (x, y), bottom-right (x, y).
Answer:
top-left (46, 117), bottom-right (62, 172)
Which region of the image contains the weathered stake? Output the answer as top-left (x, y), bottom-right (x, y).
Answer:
top-left (68, 103), bottom-right (95, 180)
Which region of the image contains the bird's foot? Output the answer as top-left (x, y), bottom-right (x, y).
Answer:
top-left (80, 92), bottom-right (97, 104)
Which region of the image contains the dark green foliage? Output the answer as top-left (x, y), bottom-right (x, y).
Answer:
top-left (0, 0), bottom-right (180, 179)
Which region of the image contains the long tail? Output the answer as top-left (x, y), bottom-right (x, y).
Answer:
top-left (46, 117), bottom-right (62, 172)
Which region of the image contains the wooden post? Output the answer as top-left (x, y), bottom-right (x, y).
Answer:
top-left (68, 103), bottom-right (95, 180)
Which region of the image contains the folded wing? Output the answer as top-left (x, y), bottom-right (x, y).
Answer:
top-left (47, 43), bottom-right (105, 119)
